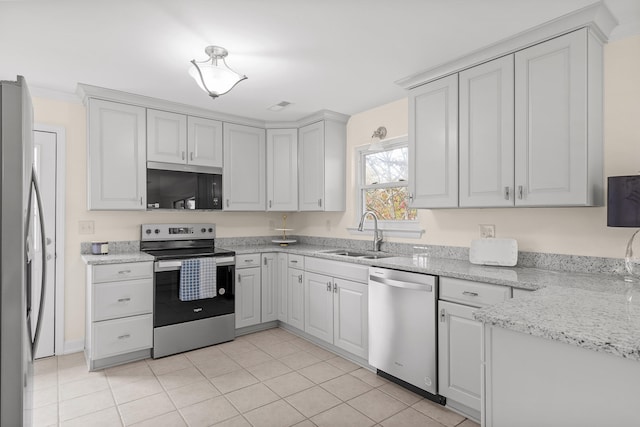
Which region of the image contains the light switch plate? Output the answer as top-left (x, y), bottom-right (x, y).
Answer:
top-left (79, 220), bottom-right (94, 234)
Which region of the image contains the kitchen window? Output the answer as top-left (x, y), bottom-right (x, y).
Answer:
top-left (352, 136), bottom-right (423, 238)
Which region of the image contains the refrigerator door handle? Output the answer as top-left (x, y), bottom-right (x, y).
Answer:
top-left (30, 168), bottom-right (47, 355)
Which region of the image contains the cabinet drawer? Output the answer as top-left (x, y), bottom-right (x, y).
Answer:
top-left (93, 278), bottom-right (153, 321)
top-left (92, 314), bottom-right (152, 359)
top-left (440, 277), bottom-right (510, 307)
top-left (93, 262), bottom-right (152, 283)
top-left (237, 253), bottom-right (261, 268)
top-left (305, 257), bottom-right (368, 283)
top-left (288, 254), bottom-right (304, 269)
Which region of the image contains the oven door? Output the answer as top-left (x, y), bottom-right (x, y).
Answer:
top-left (153, 257), bottom-right (235, 327)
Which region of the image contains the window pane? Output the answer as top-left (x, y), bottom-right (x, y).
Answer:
top-left (365, 147), bottom-right (408, 185)
top-left (364, 187), bottom-right (417, 221)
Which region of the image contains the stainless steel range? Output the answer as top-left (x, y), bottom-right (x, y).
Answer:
top-left (141, 223), bottom-right (235, 358)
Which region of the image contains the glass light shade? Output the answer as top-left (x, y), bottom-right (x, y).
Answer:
top-left (189, 62), bottom-right (246, 98)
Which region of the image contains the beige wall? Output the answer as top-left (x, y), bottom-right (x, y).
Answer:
top-left (298, 34), bottom-right (640, 258)
top-left (33, 34), bottom-right (640, 346)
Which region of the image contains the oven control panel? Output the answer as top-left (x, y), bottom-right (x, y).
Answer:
top-left (141, 223), bottom-right (216, 241)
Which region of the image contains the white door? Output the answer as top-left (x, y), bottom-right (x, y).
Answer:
top-left (459, 55), bottom-right (515, 207)
top-left (32, 130), bottom-right (56, 358)
top-left (261, 254), bottom-right (278, 323)
top-left (408, 74), bottom-right (459, 208)
top-left (304, 272), bottom-right (333, 343)
top-left (287, 268), bottom-right (304, 330)
top-left (266, 128), bottom-right (298, 211)
top-left (514, 29), bottom-right (588, 206)
top-left (438, 300), bottom-right (481, 411)
top-left (187, 116), bottom-right (223, 168)
top-left (223, 123), bottom-right (266, 211)
top-left (146, 109), bottom-right (187, 164)
top-left (298, 121), bottom-right (325, 211)
top-left (333, 278), bottom-right (368, 359)
top-left (235, 267), bottom-right (261, 329)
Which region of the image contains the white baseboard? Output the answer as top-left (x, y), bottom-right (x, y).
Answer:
top-left (63, 339), bottom-right (84, 355)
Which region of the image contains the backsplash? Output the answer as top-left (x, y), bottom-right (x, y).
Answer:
top-left (81, 236), bottom-right (626, 275)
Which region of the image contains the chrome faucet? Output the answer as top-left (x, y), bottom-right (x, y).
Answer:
top-left (358, 210), bottom-right (383, 252)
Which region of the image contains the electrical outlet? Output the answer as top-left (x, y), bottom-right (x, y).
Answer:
top-left (479, 224), bottom-right (495, 238)
top-left (79, 220), bottom-right (95, 235)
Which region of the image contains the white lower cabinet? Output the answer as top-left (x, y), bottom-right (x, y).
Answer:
top-left (85, 261), bottom-right (153, 370)
top-left (438, 277), bottom-right (511, 415)
top-left (235, 254), bottom-right (262, 329)
top-left (261, 253), bottom-right (278, 323)
top-left (303, 258), bottom-right (368, 359)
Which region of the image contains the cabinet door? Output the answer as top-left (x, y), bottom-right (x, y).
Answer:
top-left (298, 121), bottom-right (325, 211)
top-left (438, 300), bottom-right (481, 411)
top-left (287, 268), bottom-right (305, 330)
top-left (261, 253), bottom-right (278, 323)
top-left (223, 123), bottom-right (266, 211)
top-left (333, 278), bottom-right (368, 358)
top-left (515, 29), bottom-right (588, 206)
top-left (277, 254), bottom-right (288, 322)
top-left (147, 109), bottom-right (187, 164)
top-left (408, 74), bottom-right (458, 208)
top-left (235, 267), bottom-right (261, 329)
top-left (88, 99), bottom-right (146, 210)
top-left (187, 116), bottom-right (223, 168)
top-left (459, 55), bottom-right (515, 207)
top-left (304, 272), bottom-right (334, 343)
top-left (266, 129), bottom-right (298, 211)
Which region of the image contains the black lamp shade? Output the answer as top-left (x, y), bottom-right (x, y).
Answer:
top-left (607, 175), bottom-right (640, 227)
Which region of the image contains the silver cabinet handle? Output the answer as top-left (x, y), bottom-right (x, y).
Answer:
top-left (290, 260), bottom-right (298, 264)
top-left (226, 199), bottom-right (230, 207)
top-left (140, 197), bottom-right (143, 206)
top-left (462, 291), bottom-right (479, 297)
top-left (238, 275), bottom-right (241, 283)
top-left (440, 308), bottom-right (446, 322)
top-left (518, 185), bottom-right (524, 199)
top-left (118, 334), bottom-right (131, 340)
top-left (333, 283), bottom-right (337, 293)
top-left (244, 259), bottom-right (253, 263)
top-left (264, 257), bottom-right (267, 266)
top-left (318, 198), bottom-right (322, 207)
top-left (269, 200), bottom-right (272, 209)
top-left (190, 152), bottom-right (194, 161)
top-left (327, 282), bottom-right (331, 292)
top-left (182, 151), bottom-right (185, 160)
top-left (117, 297), bottom-right (131, 303)
top-left (504, 186), bottom-right (510, 200)
top-left (298, 274), bottom-right (302, 283)
top-left (118, 270), bottom-right (131, 275)
top-left (408, 193), bottom-right (414, 203)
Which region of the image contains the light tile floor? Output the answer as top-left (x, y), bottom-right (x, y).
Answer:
top-left (33, 328), bottom-right (481, 427)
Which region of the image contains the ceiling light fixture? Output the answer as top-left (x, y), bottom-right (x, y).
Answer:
top-left (189, 45), bottom-right (247, 99)
top-left (368, 126), bottom-right (387, 151)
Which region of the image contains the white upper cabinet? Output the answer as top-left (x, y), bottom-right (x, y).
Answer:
top-left (298, 120), bottom-right (346, 211)
top-left (459, 55), bottom-right (515, 207)
top-left (408, 74), bottom-right (459, 208)
top-left (223, 123), bottom-right (266, 211)
top-left (147, 109), bottom-right (223, 169)
top-left (266, 129), bottom-right (298, 211)
top-left (88, 99), bottom-right (146, 210)
top-left (187, 116), bottom-right (223, 168)
top-left (514, 29), bottom-right (601, 206)
top-left (147, 109), bottom-right (187, 164)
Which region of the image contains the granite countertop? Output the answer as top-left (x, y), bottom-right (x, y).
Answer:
top-left (81, 242), bottom-right (638, 362)
top-left (81, 252), bottom-right (155, 265)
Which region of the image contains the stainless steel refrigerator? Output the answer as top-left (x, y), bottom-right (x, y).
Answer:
top-left (1, 76), bottom-right (47, 427)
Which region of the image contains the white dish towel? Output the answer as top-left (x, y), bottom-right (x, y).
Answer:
top-left (179, 258), bottom-right (217, 301)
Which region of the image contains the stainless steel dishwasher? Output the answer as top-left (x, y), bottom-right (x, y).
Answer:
top-left (368, 267), bottom-right (444, 404)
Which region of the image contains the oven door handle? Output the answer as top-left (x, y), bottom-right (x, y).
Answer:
top-left (155, 260), bottom-right (183, 272)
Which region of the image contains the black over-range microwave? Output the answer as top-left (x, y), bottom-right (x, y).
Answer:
top-left (147, 163), bottom-right (222, 210)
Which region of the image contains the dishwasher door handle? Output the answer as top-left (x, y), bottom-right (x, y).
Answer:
top-left (369, 275), bottom-right (432, 292)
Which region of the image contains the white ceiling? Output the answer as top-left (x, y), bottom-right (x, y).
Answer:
top-left (1, 0), bottom-right (639, 121)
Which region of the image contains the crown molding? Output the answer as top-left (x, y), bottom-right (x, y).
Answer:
top-left (396, 1), bottom-right (618, 90)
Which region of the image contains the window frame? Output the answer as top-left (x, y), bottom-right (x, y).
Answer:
top-left (350, 135), bottom-right (423, 238)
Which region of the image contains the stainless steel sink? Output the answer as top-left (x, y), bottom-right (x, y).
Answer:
top-left (320, 249), bottom-right (393, 259)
